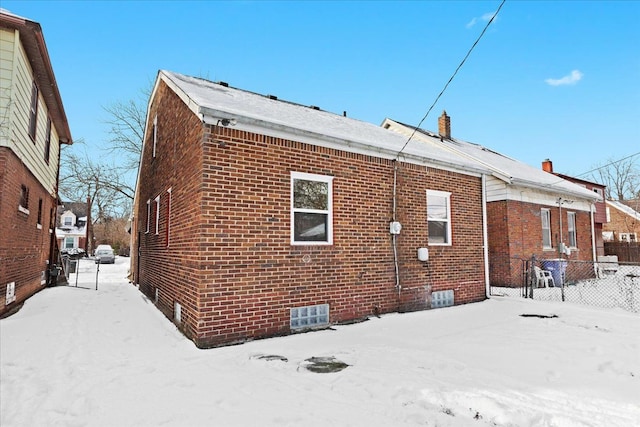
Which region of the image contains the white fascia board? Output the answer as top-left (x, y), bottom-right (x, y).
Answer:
top-left (510, 177), bottom-right (600, 203)
top-left (200, 108), bottom-right (485, 178)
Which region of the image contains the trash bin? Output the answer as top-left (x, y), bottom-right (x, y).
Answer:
top-left (542, 259), bottom-right (567, 287)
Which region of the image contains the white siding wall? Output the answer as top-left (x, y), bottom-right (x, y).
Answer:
top-left (0, 28), bottom-right (60, 195)
top-left (486, 175), bottom-right (592, 212)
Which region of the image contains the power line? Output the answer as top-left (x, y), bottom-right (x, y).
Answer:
top-left (573, 151), bottom-right (640, 179)
top-left (394, 0), bottom-right (506, 161)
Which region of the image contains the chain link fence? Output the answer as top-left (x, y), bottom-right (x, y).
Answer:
top-left (490, 256), bottom-right (640, 313)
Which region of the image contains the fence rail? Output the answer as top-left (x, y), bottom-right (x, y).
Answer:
top-left (490, 257), bottom-right (640, 313)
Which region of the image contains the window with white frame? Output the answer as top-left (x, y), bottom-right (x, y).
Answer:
top-left (567, 212), bottom-right (577, 248)
top-left (427, 190), bottom-right (451, 245)
top-left (541, 208), bottom-right (552, 248)
top-left (291, 172), bottom-right (333, 244)
top-left (64, 237), bottom-right (75, 249)
top-left (28, 81), bottom-right (38, 140)
top-left (152, 115), bottom-right (158, 158)
top-left (63, 215), bottom-right (73, 226)
top-left (154, 195), bottom-right (160, 235)
top-left (620, 233), bottom-right (637, 242)
top-left (146, 199), bottom-right (151, 233)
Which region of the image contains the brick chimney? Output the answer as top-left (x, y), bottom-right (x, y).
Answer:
top-left (542, 159), bottom-right (553, 173)
top-left (438, 110), bottom-right (451, 139)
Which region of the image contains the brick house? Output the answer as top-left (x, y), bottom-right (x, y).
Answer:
top-left (382, 115), bottom-right (601, 287)
top-left (131, 71), bottom-right (494, 348)
top-left (603, 199), bottom-right (640, 243)
top-left (541, 159), bottom-right (607, 257)
top-left (0, 10), bottom-right (72, 315)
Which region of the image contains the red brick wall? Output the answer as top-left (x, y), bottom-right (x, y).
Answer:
top-left (603, 205), bottom-right (640, 240)
top-left (133, 81), bottom-right (205, 340)
top-left (134, 81), bottom-right (487, 348)
top-left (0, 147), bottom-right (55, 316)
top-left (487, 199), bottom-right (594, 286)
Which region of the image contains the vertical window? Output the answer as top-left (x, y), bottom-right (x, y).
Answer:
top-left (64, 237), bottom-right (75, 249)
top-left (154, 195), bottom-right (160, 235)
top-left (28, 81), bottom-right (38, 140)
top-left (19, 185), bottom-right (29, 210)
top-left (63, 216), bottom-right (73, 226)
top-left (37, 199), bottom-right (43, 226)
top-left (146, 200), bottom-right (151, 233)
top-left (291, 172), bottom-right (333, 244)
top-left (427, 190), bottom-right (451, 245)
top-left (541, 208), bottom-right (552, 248)
top-left (44, 117), bottom-right (52, 164)
top-left (152, 115), bottom-right (158, 158)
top-left (166, 188), bottom-right (172, 246)
top-left (567, 212), bottom-right (577, 248)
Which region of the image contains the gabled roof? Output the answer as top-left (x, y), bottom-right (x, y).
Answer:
top-left (0, 9), bottom-right (72, 144)
top-left (382, 118), bottom-right (600, 202)
top-left (151, 70), bottom-right (492, 176)
top-left (606, 200), bottom-right (640, 220)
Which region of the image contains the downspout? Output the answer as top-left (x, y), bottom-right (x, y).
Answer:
top-left (590, 203), bottom-right (597, 263)
top-left (482, 174), bottom-right (490, 297)
top-left (558, 198), bottom-right (564, 255)
top-left (392, 161), bottom-right (401, 299)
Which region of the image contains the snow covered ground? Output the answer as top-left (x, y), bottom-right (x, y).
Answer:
top-left (1, 257), bottom-right (639, 427)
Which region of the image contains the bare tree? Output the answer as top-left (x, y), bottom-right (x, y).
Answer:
top-left (589, 155), bottom-right (640, 201)
top-left (102, 88), bottom-right (148, 173)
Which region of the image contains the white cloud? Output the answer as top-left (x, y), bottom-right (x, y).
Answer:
top-left (466, 12), bottom-right (497, 28)
top-left (545, 70), bottom-right (584, 86)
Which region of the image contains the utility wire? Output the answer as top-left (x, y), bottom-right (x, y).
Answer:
top-left (394, 0), bottom-right (506, 161)
top-left (573, 151), bottom-right (640, 179)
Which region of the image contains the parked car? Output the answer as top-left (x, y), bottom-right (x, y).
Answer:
top-left (94, 245), bottom-right (115, 264)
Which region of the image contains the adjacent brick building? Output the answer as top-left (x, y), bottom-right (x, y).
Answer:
top-left (382, 116), bottom-right (601, 287)
top-left (132, 71), bottom-right (492, 348)
top-left (0, 10), bottom-right (72, 315)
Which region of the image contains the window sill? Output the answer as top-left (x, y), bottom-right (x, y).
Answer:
top-left (37, 223), bottom-right (42, 230)
top-left (18, 205), bottom-right (30, 215)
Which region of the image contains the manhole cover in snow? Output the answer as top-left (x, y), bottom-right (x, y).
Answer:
top-left (300, 356), bottom-right (349, 373)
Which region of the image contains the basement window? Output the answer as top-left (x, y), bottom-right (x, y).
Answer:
top-left (290, 304), bottom-right (329, 329)
top-left (174, 301), bottom-right (182, 324)
top-left (431, 290), bottom-right (454, 308)
top-left (5, 282), bottom-right (16, 305)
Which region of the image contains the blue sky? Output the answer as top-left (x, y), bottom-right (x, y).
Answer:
top-left (4, 0), bottom-right (639, 178)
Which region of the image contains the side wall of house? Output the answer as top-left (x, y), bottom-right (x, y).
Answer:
top-left (134, 81), bottom-right (205, 340)
top-left (192, 125), bottom-right (486, 348)
top-left (603, 206), bottom-right (640, 240)
top-left (0, 147), bottom-right (55, 315)
top-left (488, 199), bottom-right (594, 286)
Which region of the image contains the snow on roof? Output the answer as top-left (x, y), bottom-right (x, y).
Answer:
top-left (158, 70), bottom-right (492, 176)
top-left (606, 200), bottom-right (640, 220)
top-left (384, 119), bottom-right (600, 201)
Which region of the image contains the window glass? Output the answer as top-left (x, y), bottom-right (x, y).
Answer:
top-left (291, 173), bottom-right (333, 244)
top-left (28, 81), bottom-right (38, 140)
top-left (541, 209), bottom-right (552, 248)
top-left (567, 212), bottom-right (577, 247)
top-left (427, 190), bottom-right (451, 245)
